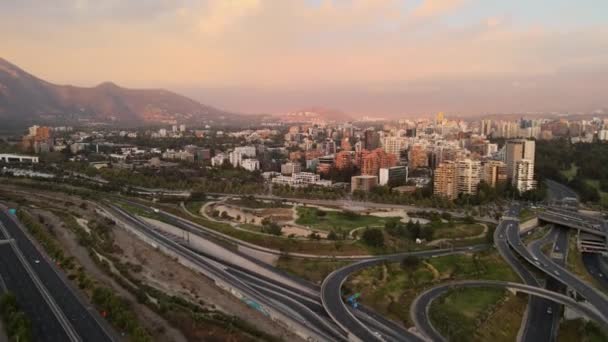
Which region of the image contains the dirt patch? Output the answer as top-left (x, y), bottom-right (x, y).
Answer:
top-left (111, 226), bottom-right (298, 341)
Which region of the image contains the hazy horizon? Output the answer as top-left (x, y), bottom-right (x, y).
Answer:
top-left (3, 1), bottom-right (607, 117)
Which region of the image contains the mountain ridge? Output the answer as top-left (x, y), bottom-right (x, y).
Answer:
top-left (0, 57), bottom-right (234, 126)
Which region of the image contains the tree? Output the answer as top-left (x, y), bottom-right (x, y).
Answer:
top-left (327, 230), bottom-right (338, 240)
top-left (361, 228), bottom-right (384, 247)
top-left (400, 256), bottom-right (421, 272)
top-left (486, 225), bottom-right (495, 244)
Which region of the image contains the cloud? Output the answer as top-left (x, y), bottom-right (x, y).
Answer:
top-left (411, 0), bottom-right (466, 17)
top-left (198, 0), bottom-right (261, 35)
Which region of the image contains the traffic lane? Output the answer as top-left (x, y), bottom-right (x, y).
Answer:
top-left (583, 254), bottom-right (608, 289)
top-left (496, 219), bottom-right (555, 342)
top-left (0, 244), bottom-right (70, 341)
top-left (527, 232), bottom-right (608, 320)
top-left (0, 211), bottom-right (113, 342)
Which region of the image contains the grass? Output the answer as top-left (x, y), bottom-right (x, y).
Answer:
top-left (558, 318), bottom-right (608, 342)
top-left (432, 223), bottom-right (485, 239)
top-left (184, 201), bottom-right (205, 215)
top-left (585, 179), bottom-right (608, 208)
top-left (429, 288), bottom-right (524, 342)
top-left (518, 208), bottom-right (537, 221)
top-left (275, 257), bottom-right (350, 284)
top-left (345, 250), bottom-right (518, 326)
top-left (565, 234), bottom-right (608, 296)
top-left (295, 207), bottom-right (399, 233)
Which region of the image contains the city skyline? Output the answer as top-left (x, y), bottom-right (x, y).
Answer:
top-left (2, 0), bottom-right (607, 116)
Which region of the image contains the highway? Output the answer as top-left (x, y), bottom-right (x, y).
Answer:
top-left (410, 280), bottom-right (608, 341)
top-left (104, 203), bottom-right (349, 341)
top-left (320, 245), bottom-right (488, 342)
top-left (0, 209), bottom-right (115, 342)
top-left (494, 204), bottom-right (554, 342)
top-left (0, 240), bottom-right (71, 341)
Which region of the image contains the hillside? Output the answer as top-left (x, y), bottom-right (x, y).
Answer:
top-left (0, 58), bottom-right (233, 126)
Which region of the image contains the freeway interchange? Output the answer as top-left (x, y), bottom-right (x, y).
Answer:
top-left (1, 179), bottom-right (608, 342)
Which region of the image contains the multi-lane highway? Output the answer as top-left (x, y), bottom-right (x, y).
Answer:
top-left (0, 207), bottom-right (115, 342)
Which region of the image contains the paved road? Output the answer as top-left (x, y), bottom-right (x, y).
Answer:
top-left (494, 204), bottom-right (555, 342)
top-left (0, 242), bottom-right (71, 341)
top-left (0, 209), bottom-right (115, 342)
top-left (320, 245), bottom-right (487, 342)
top-left (410, 280), bottom-right (608, 341)
top-left (105, 203), bottom-right (346, 341)
top-left (546, 179), bottom-right (579, 202)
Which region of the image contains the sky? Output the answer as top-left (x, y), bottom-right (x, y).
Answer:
top-left (2, 0), bottom-right (608, 116)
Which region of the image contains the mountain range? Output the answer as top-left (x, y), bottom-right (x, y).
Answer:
top-left (0, 58), bottom-right (234, 127)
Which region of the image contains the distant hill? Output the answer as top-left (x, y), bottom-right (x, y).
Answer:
top-left (279, 107), bottom-right (353, 123)
top-left (0, 57), bottom-right (234, 126)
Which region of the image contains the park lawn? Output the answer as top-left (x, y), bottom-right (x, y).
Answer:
top-left (518, 208), bottom-right (537, 221)
top-left (345, 250), bottom-right (518, 327)
top-left (184, 201), bottom-right (205, 215)
top-left (475, 293), bottom-right (528, 342)
top-left (295, 207), bottom-right (399, 233)
top-left (432, 223), bottom-right (485, 239)
top-left (558, 319), bottom-right (608, 342)
top-left (275, 257), bottom-right (350, 284)
top-left (429, 288), bottom-right (518, 342)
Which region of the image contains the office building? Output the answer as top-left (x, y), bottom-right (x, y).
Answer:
top-left (379, 166), bottom-right (408, 186)
top-left (351, 175), bottom-right (378, 193)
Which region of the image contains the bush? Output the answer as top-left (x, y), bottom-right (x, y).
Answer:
top-left (361, 228), bottom-right (384, 247)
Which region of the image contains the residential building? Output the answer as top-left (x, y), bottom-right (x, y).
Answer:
top-left (514, 159), bottom-right (536, 192)
top-left (334, 151), bottom-right (353, 170)
top-left (482, 160), bottom-right (507, 188)
top-left (272, 172), bottom-right (332, 187)
top-left (381, 136), bottom-right (408, 160)
top-left (281, 162), bottom-right (301, 175)
top-left (456, 159), bottom-right (481, 195)
top-left (408, 144), bottom-right (428, 169)
top-left (362, 149), bottom-right (397, 176)
top-left (505, 139), bottom-right (535, 190)
top-left (433, 161), bottom-right (457, 200)
top-left (241, 159), bottom-right (260, 172)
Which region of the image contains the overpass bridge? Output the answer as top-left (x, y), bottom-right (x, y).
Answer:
top-left (538, 209), bottom-right (608, 255)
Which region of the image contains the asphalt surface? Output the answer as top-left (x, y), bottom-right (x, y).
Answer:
top-left (583, 253), bottom-right (608, 288)
top-left (0, 242), bottom-right (70, 341)
top-left (105, 203), bottom-right (346, 341)
top-left (0, 209), bottom-right (114, 342)
top-left (494, 204), bottom-right (555, 342)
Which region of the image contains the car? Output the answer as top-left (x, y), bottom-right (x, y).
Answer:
top-left (555, 246), bottom-right (559, 251)
top-left (372, 332), bottom-right (382, 338)
top-left (533, 256), bottom-right (539, 261)
top-left (535, 261), bottom-right (541, 266)
top-left (34, 259), bottom-right (40, 264)
top-left (554, 270), bottom-right (560, 276)
top-left (546, 307), bottom-right (553, 314)
top-left (152, 208), bottom-right (160, 213)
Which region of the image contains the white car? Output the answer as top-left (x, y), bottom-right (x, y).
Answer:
top-left (34, 259), bottom-right (40, 264)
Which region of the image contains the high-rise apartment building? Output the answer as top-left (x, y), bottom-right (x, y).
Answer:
top-left (514, 160), bottom-right (536, 192)
top-left (364, 130), bottom-right (380, 150)
top-left (381, 136), bottom-right (408, 160)
top-left (408, 144), bottom-right (428, 170)
top-left (433, 161), bottom-right (457, 200)
top-left (379, 166), bottom-right (408, 186)
top-left (334, 151), bottom-right (353, 170)
top-left (482, 160), bottom-right (507, 187)
top-left (505, 139), bottom-right (535, 192)
top-left (456, 159), bottom-right (481, 195)
top-left (281, 162), bottom-right (301, 175)
top-left (361, 148), bottom-right (397, 176)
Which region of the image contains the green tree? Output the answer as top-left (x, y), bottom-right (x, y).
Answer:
top-left (361, 228), bottom-right (384, 247)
